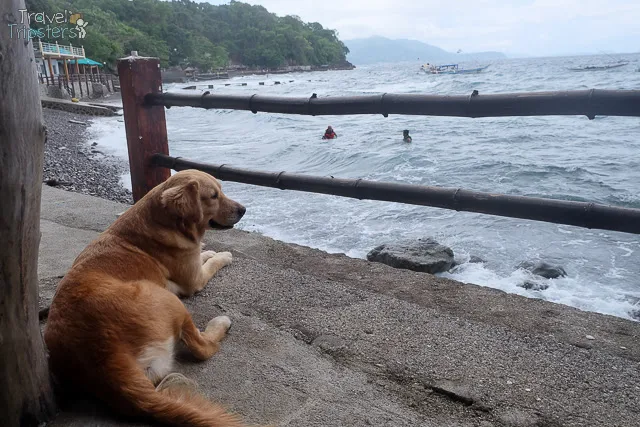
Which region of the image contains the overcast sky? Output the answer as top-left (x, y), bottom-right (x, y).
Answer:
top-left (205, 0), bottom-right (640, 56)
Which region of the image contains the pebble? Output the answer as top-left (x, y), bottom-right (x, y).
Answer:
top-left (586, 335), bottom-right (595, 340)
top-left (43, 109), bottom-right (132, 205)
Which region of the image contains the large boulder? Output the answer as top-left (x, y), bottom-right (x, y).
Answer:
top-left (367, 238), bottom-right (454, 274)
top-left (517, 260), bottom-right (567, 279)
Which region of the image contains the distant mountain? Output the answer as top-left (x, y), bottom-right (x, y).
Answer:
top-left (345, 36), bottom-right (507, 64)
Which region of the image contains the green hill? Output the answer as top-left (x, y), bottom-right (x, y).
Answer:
top-left (25, 0), bottom-right (350, 70)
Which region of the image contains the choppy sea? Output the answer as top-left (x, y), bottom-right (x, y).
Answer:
top-left (89, 54), bottom-right (640, 320)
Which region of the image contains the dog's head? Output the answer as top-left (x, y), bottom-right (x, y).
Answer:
top-left (160, 170), bottom-right (245, 230)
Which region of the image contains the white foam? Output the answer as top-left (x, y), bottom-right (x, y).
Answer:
top-left (442, 261), bottom-right (638, 320)
top-left (88, 117), bottom-right (131, 189)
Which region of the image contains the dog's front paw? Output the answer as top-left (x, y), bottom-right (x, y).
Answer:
top-left (201, 250), bottom-right (217, 263)
top-left (215, 251), bottom-right (233, 266)
top-left (206, 315), bottom-right (231, 333)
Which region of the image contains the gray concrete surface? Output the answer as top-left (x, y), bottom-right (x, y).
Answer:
top-left (41, 97), bottom-right (118, 116)
top-left (39, 186), bottom-right (640, 427)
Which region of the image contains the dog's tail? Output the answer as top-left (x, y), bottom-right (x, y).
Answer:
top-left (103, 355), bottom-right (248, 427)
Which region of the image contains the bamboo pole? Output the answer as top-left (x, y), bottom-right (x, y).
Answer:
top-left (145, 89), bottom-right (640, 119)
top-left (151, 154), bottom-right (640, 235)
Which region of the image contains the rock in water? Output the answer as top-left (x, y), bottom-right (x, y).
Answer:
top-left (517, 260), bottom-right (567, 279)
top-left (519, 280), bottom-right (549, 291)
top-left (367, 238), bottom-right (454, 274)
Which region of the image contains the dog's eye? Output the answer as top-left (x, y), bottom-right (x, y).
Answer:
top-left (211, 192), bottom-right (218, 199)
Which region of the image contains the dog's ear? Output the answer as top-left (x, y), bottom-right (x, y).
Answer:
top-left (161, 180), bottom-right (203, 223)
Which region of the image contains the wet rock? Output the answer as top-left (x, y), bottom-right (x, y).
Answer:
top-left (367, 238), bottom-right (454, 274)
top-left (517, 260), bottom-right (567, 279)
top-left (469, 255), bottom-right (486, 264)
top-left (519, 280), bottom-right (549, 291)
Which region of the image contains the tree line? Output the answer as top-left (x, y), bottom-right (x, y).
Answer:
top-left (25, 0), bottom-right (350, 71)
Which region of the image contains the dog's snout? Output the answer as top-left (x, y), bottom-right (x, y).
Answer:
top-left (237, 205), bottom-right (246, 219)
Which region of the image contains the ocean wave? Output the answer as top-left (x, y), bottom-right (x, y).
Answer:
top-left (91, 54), bottom-right (640, 320)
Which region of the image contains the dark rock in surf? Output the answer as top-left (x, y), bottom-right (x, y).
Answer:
top-left (367, 238), bottom-right (454, 274)
top-left (519, 280), bottom-right (549, 291)
top-left (517, 261), bottom-right (567, 279)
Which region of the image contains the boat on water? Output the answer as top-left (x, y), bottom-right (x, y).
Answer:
top-left (421, 63), bottom-right (489, 75)
top-left (568, 62), bottom-right (628, 71)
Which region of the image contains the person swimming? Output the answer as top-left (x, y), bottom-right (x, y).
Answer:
top-left (322, 126), bottom-right (337, 139)
top-left (403, 130), bottom-right (412, 143)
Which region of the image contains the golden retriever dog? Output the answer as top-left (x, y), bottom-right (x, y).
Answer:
top-left (44, 170), bottom-right (249, 427)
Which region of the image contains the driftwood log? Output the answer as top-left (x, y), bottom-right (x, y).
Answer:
top-left (0, 1), bottom-right (56, 425)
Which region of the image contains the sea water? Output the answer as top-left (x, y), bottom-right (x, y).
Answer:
top-left (88, 54), bottom-right (640, 320)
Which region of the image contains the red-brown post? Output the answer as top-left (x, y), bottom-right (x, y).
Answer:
top-left (117, 55), bottom-right (170, 202)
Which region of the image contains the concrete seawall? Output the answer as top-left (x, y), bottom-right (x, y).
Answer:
top-left (41, 97), bottom-right (121, 116)
top-left (39, 186), bottom-right (640, 426)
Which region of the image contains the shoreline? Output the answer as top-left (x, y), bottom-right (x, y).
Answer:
top-left (42, 108), bottom-right (133, 205)
top-left (39, 184), bottom-right (640, 427)
top-left (41, 105), bottom-right (640, 323)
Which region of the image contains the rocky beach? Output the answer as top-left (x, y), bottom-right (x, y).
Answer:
top-left (42, 108), bottom-right (132, 205)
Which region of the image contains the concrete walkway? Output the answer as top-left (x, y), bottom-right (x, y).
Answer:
top-left (39, 186), bottom-right (640, 427)
top-left (41, 97), bottom-right (120, 116)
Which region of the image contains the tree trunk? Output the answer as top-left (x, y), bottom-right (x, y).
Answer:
top-left (0, 1), bottom-right (56, 425)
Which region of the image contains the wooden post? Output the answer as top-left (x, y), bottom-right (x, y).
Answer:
top-left (63, 58), bottom-right (74, 98)
top-left (0, 1), bottom-right (56, 425)
top-left (42, 57), bottom-right (50, 85)
top-left (117, 55), bottom-right (170, 201)
top-left (75, 60), bottom-right (83, 97)
top-left (47, 58), bottom-right (54, 85)
top-left (84, 71), bottom-right (90, 96)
